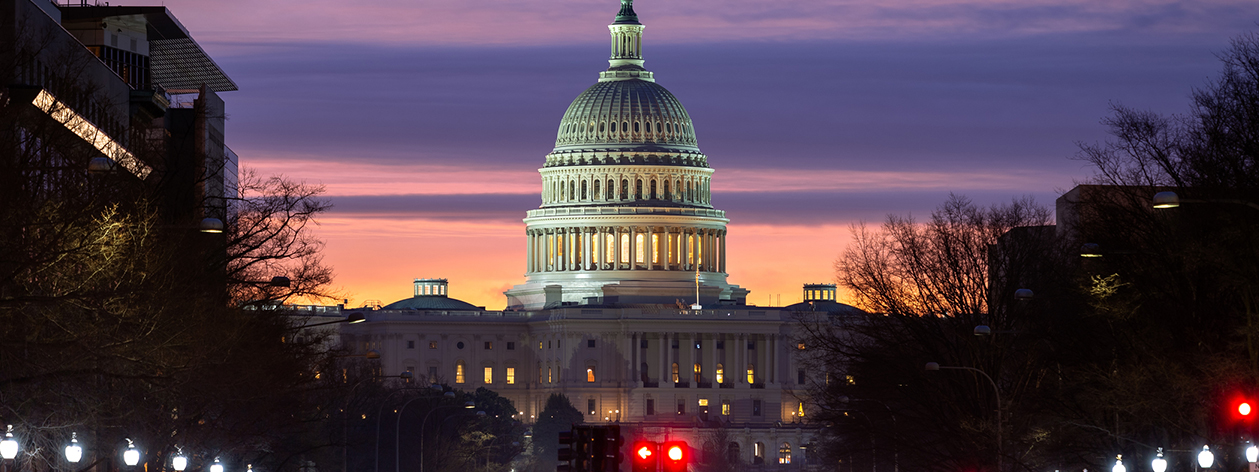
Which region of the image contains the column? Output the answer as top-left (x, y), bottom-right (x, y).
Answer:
top-left (646, 227), bottom-right (654, 271)
top-left (629, 226), bottom-right (638, 270)
top-left (719, 230), bottom-right (727, 273)
top-left (613, 227), bottom-right (622, 271)
top-left (527, 230), bottom-right (535, 273)
top-left (659, 228), bottom-right (670, 271)
top-left (736, 334), bottom-right (745, 384)
top-left (583, 227), bottom-right (593, 271)
top-left (710, 333), bottom-right (720, 386)
top-left (660, 333), bottom-right (670, 386)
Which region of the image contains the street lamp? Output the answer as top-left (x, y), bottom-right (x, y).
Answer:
top-left (345, 372), bottom-right (413, 472)
top-left (123, 439), bottom-right (140, 467)
top-left (172, 447), bottom-right (188, 471)
top-left (375, 384), bottom-right (444, 472)
top-left (1, 425), bottom-right (18, 460)
top-left (1152, 448), bottom-right (1167, 472)
top-left (211, 457), bottom-right (225, 472)
top-left (837, 396), bottom-right (898, 472)
top-left (65, 433), bottom-right (82, 463)
top-left (1152, 191), bottom-right (1259, 211)
top-left (1248, 443), bottom-right (1258, 464)
top-left (417, 401), bottom-right (479, 472)
top-left (1112, 455), bottom-right (1126, 472)
top-left (1198, 446), bottom-right (1214, 469)
top-left (925, 362), bottom-right (1002, 472)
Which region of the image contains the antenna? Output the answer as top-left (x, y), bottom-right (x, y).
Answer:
top-left (690, 266), bottom-right (701, 310)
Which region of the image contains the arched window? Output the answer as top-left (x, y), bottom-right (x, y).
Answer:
top-left (634, 121), bottom-right (640, 133)
top-left (650, 179), bottom-right (657, 199)
top-left (727, 443), bottom-right (740, 464)
top-left (635, 179), bottom-right (643, 200)
top-left (635, 234), bottom-right (644, 265)
top-left (593, 180), bottom-right (600, 199)
top-left (599, 122), bottom-right (605, 133)
top-left (664, 180), bottom-right (671, 200)
top-left (587, 366), bottom-right (596, 382)
top-left (621, 180), bottom-right (629, 200)
top-left (716, 363), bottom-right (724, 384)
top-left (622, 121), bottom-right (629, 133)
top-left (778, 443), bottom-right (791, 464)
top-left (671, 362), bottom-right (680, 383)
top-left (620, 233), bottom-right (631, 264)
top-left (693, 363), bottom-right (702, 383)
top-left (569, 180), bottom-right (575, 200)
top-left (746, 363), bottom-right (755, 384)
top-left (455, 361), bottom-right (466, 384)
top-left (753, 442), bottom-right (764, 464)
top-left (581, 180), bottom-right (588, 200)
top-left (607, 179), bottom-right (615, 200)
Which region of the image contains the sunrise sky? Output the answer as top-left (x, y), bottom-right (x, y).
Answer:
top-left (157, 0), bottom-right (1259, 309)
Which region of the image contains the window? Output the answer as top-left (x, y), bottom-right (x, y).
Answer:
top-left (587, 367), bottom-right (596, 382)
top-left (677, 399), bottom-right (685, 415)
top-left (721, 400), bottom-right (731, 415)
top-left (672, 339), bottom-right (679, 349)
top-left (716, 341), bottom-right (724, 349)
top-left (548, 341), bottom-right (551, 349)
top-left (588, 339), bottom-right (596, 348)
top-left (588, 399), bottom-right (597, 415)
top-left (428, 366), bottom-right (438, 382)
top-left (797, 342), bottom-right (806, 350)
top-left (797, 401), bottom-right (805, 418)
top-left (747, 364), bottom-right (755, 384)
top-left (798, 369), bottom-right (806, 385)
top-left (748, 341), bottom-right (756, 349)
top-left (456, 362), bottom-right (466, 384)
top-left (507, 342), bottom-right (515, 350)
top-left (457, 342), bottom-right (465, 349)
top-left (694, 363), bottom-right (702, 383)
top-left (646, 398), bottom-right (655, 416)
top-left (641, 339), bottom-right (648, 348)
top-left (716, 364), bottom-right (724, 384)
top-left (407, 340), bottom-right (415, 349)
top-left (484, 367), bottom-right (493, 384)
top-left (671, 363), bottom-right (680, 383)
top-left (539, 341), bottom-right (543, 349)
top-left (548, 366), bottom-right (553, 383)
top-left (778, 443), bottom-right (791, 464)
top-left (698, 398), bottom-right (708, 407)
top-left (752, 399), bottom-right (762, 416)
top-left (429, 341), bottom-right (437, 349)
top-left (405, 366), bottom-right (415, 382)
top-left (485, 341), bottom-right (493, 350)
top-left (753, 442), bottom-right (765, 465)
top-left (507, 367), bottom-right (516, 384)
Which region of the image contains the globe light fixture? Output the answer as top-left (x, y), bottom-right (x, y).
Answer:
top-left (1152, 448), bottom-right (1167, 472)
top-left (1112, 455), bottom-right (1126, 472)
top-left (172, 447), bottom-right (188, 471)
top-left (1, 425), bottom-right (19, 460)
top-left (1198, 445), bottom-right (1215, 469)
top-left (1153, 191), bottom-right (1181, 209)
top-left (211, 456), bottom-right (224, 472)
top-left (65, 432), bottom-right (83, 463)
top-left (1248, 443), bottom-right (1258, 463)
top-left (123, 439), bottom-right (141, 466)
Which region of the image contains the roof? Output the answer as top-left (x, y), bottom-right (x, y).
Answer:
top-left (784, 300), bottom-right (866, 316)
top-left (57, 6), bottom-right (237, 92)
top-left (381, 295), bottom-right (480, 311)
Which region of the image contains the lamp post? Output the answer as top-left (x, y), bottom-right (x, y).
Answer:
top-left (417, 402), bottom-right (479, 472)
top-left (838, 396), bottom-right (898, 472)
top-left (1152, 448), bottom-right (1167, 472)
top-left (2, 425), bottom-right (18, 472)
top-left (375, 384), bottom-right (443, 472)
top-left (172, 447), bottom-right (188, 472)
top-left (344, 371), bottom-right (413, 472)
top-left (64, 433), bottom-right (82, 464)
top-left (396, 392), bottom-right (460, 472)
top-left (925, 362), bottom-right (1002, 472)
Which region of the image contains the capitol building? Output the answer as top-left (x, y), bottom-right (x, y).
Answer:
top-left (337, 1), bottom-right (859, 468)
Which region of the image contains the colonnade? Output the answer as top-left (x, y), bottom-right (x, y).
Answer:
top-left (526, 226), bottom-right (726, 274)
top-left (542, 172), bottom-right (710, 205)
top-left (622, 332), bottom-right (781, 388)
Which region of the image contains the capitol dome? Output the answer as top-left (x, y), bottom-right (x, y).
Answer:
top-left (552, 80), bottom-right (699, 156)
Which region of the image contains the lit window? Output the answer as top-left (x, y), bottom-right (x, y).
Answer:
top-left (484, 367), bottom-right (493, 384)
top-left (539, 341), bottom-right (543, 349)
top-left (456, 362), bottom-right (465, 384)
top-left (429, 341), bottom-right (437, 349)
top-left (485, 342), bottom-right (493, 350)
top-left (548, 367), bottom-right (553, 383)
top-left (588, 399), bottom-right (597, 415)
top-left (694, 363), bottom-right (702, 383)
top-left (798, 402), bottom-right (805, 417)
top-left (797, 342), bottom-right (805, 350)
top-left (747, 364), bottom-right (755, 384)
top-left (716, 364), bottom-right (724, 384)
top-left (672, 363), bottom-right (680, 383)
top-left (778, 443), bottom-right (791, 464)
top-left (587, 367), bottom-right (596, 382)
top-left (721, 400), bottom-right (730, 415)
top-left (507, 367), bottom-right (516, 384)
top-left (698, 399), bottom-right (709, 407)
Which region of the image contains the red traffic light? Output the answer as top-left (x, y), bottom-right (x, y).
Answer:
top-left (1241, 402), bottom-right (1253, 416)
top-left (632, 441), bottom-right (659, 472)
top-left (662, 441), bottom-right (688, 472)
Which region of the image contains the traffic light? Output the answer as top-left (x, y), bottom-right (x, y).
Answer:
top-left (573, 426), bottom-right (592, 472)
top-left (590, 426), bottom-right (608, 472)
top-left (607, 425), bottom-right (625, 471)
top-left (661, 441), bottom-right (688, 472)
top-left (632, 441), bottom-right (659, 472)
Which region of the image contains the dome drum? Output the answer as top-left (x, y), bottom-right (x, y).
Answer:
top-left (539, 165), bottom-right (713, 208)
top-left (544, 150), bottom-right (707, 167)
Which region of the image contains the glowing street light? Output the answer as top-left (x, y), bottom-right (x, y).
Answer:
top-left (172, 447), bottom-right (188, 471)
top-left (1247, 443), bottom-right (1258, 464)
top-left (65, 432), bottom-right (83, 463)
top-left (123, 439), bottom-right (141, 467)
top-left (211, 457), bottom-right (225, 472)
top-left (1, 425), bottom-right (18, 460)
top-left (1198, 445), bottom-right (1215, 469)
top-left (1151, 448), bottom-right (1167, 472)
top-left (1112, 455), bottom-right (1125, 472)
